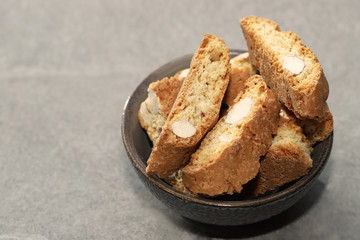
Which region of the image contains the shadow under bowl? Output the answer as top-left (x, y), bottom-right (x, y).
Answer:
top-left (121, 49), bottom-right (333, 226)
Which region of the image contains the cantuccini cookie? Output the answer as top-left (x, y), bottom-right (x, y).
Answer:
top-left (138, 16), bottom-right (333, 198)
top-left (243, 106), bottom-right (313, 196)
top-left (223, 52), bottom-right (257, 106)
top-left (181, 75), bottom-right (280, 196)
top-left (240, 16), bottom-right (329, 120)
top-left (138, 73), bottom-right (186, 144)
top-left (139, 52), bottom-right (259, 145)
top-left (146, 34), bottom-right (231, 178)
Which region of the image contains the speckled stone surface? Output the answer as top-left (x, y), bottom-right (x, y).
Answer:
top-left (0, 0), bottom-right (359, 239)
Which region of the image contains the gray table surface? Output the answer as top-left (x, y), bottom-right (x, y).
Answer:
top-left (1, 0), bottom-right (359, 239)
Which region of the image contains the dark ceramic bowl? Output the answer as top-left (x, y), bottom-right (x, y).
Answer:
top-left (122, 49), bottom-right (333, 226)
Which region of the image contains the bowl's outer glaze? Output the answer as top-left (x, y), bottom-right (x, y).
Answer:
top-left (122, 50), bottom-right (333, 225)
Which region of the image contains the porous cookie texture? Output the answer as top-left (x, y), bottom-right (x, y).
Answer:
top-left (138, 74), bottom-right (185, 144)
top-left (164, 169), bottom-right (193, 195)
top-left (146, 34), bottom-right (231, 178)
top-left (243, 106), bottom-right (313, 196)
top-left (298, 103), bottom-right (333, 145)
top-left (224, 52), bottom-right (257, 106)
top-left (240, 16), bottom-right (329, 120)
top-left (182, 75), bottom-right (280, 196)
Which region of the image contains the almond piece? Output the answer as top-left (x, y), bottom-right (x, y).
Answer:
top-left (147, 89), bottom-right (160, 114)
top-left (171, 120), bottom-right (196, 138)
top-left (219, 133), bottom-right (232, 142)
top-left (178, 68), bottom-right (190, 80)
top-left (283, 55), bottom-right (305, 75)
top-left (225, 97), bottom-right (252, 124)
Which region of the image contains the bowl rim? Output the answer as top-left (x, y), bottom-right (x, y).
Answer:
top-left (121, 49), bottom-right (333, 208)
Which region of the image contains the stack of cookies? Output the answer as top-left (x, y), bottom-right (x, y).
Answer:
top-left (138, 16), bottom-right (333, 197)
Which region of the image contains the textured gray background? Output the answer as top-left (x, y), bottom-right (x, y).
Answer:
top-left (0, 0), bottom-right (359, 239)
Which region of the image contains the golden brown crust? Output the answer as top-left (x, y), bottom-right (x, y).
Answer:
top-left (240, 16), bottom-right (329, 120)
top-left (152, 76), bottom-right (184, 117)
top-left (278, 104), bottom-right (333, 145)
top-left (297, 103), bottom-right (334, 145)
top-left (146, 34), bottom-right (231, 178)
top-left (138, 76), bottom-right (184, 143)
top-left (223, 53), bottom-right (257, 106)
top-left (246, 139), bottom-right (313, 196)
top-left (278, 103), bottom-right (333, 145)
top-left (242, 106), bottom-right (313, 196)
top-left (182, 75), bottom-right (280, 196)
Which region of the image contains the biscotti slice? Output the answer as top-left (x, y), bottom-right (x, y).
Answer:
top-left (181, 75), bottom-right (280, 196)
top-left (146, 34), bottom-right (231, 178)
top-left (139, 52), bottom-right (258, 143)
top-left (240, 16), bottom-right (329, 120)
top-left (243, 106), bottom-right (313, 196)
top-left (223, 52), bottom-right (257, 106)
top-left (138, 72), bottom-right (186, 144)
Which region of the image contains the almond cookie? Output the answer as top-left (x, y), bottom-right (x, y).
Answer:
top-left (138, 70), bottom-right (187, 144)
top-left (223, 52), bottom-right (257, 106)
top-left (146, 34), bottom-right (231, 178)
top-left (240, 16), bottom-right (329, 120)
top-left (243, 106), bottom-right (313, 196)
top-left (182, 75), bottom-right (280, 196)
